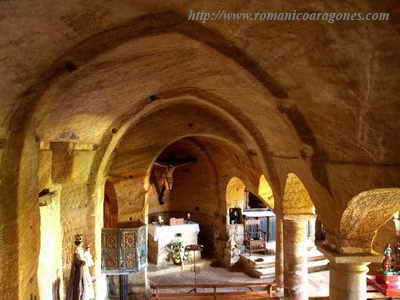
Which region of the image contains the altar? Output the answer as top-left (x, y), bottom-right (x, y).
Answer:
top-left (148, 222), bottom-right (200, 265)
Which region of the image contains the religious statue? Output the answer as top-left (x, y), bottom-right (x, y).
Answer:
top-left (151, 159), bottom-right (195, 204)
top-left (395, 241), bottom-right (400, 270)
top-left (383, 243), bottom-right (394, 273)
top-left (66, 234), bottom-right (95, 300)
top-left (229, 208), bottom-right (242, 225)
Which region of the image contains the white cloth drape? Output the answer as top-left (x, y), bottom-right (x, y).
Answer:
top-left (149, 223), bottom-right (200, 241)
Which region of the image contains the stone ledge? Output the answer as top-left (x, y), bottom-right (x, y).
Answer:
top-left (317, 243), bottom-right (382, 264)
top-left (45, 141), bottom-right (98, 151)
top-left (284, 214), bottom-right (316, 221)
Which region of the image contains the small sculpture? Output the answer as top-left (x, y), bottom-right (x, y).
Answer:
top-left (151, 160), bottom-right (195, 204)
top-left (66, 234), bottom-right (95, 300)
top-left (395, 241), bottom-right (400, 269)
top-left (383, 243), bottom-right (394, 273)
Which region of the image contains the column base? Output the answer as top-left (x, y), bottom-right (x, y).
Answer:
top-left (317, 244), bottom-right (382, 300)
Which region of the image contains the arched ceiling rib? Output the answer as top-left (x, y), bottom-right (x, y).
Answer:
top-left (2, 3), bottom-right (400, 165)
top-left (108, 102), bottom-right (260, 180)
top-left (32, 31), bottom-right (296, 156)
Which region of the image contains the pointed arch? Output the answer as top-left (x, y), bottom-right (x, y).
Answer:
top-left (340, 188), bottom-right (400, 252)
top-left (282, 173), bottom-right (314, 215)
top-left (258, 175), bottom-right (274, 210)
top-left (226, 177), bottom-right (247, 211)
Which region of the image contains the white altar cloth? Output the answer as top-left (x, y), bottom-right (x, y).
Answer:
top-left (148, 222), bottom-right (200, 242)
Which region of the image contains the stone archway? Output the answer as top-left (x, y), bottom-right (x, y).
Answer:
top-left (339, 188), bottom-right (400, 254)
top-left (258, 175), bottom-right (275, 210)
top-left (282, 173), bottom-right (315, 215)
top-left (373, 211), bottom-right (400, 255)
top-left (2, 12), bottom-right (300, 300)
top-left (280, 172), bottom-right (316, 300)
top-left (226, 177), bottom-right (247, 213)
top-left (89, 96), bottom-right (274, 297)
top-left (220, 177), bottom-right (247, 266)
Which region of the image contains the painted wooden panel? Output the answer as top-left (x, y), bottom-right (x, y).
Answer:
top-left (101, 225), bottom-right (147, 274)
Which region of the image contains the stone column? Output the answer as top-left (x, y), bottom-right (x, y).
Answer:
top-left (50, 142), bottom-right (100, 298)
top-left (308, 218), bottom-right (316, 249)
top-left (393, 212), bottom-right (400, 237)
top-left (330, 262), bottom-right (369, 300)
top-left (275, 213), bottom-right (284, 287)
top-left (283, 214), bottom-right (314, 300)
top-left (318, 245), bottom-right (382, 300)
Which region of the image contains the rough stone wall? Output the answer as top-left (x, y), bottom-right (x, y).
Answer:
top-left (60, 184), bottom-right (95, 296)
top-left (114, 179), bottom-right (147, 223)
top-left (17, 131), bottom-right (41, 300)
top-left (221, 224), bottom-right (244, 267)
top-left (104, 181), bottom-right (118, 228)
top-left (373, 218), bottom-right (397, 254)
top-left (38, 193), bottom-right (63, 300)
top-left (226, 177), bottom-right (246, 212)
top-left (2, 1), bottom-right (400, 298)
top-left (147, 183), bottom-right (171, 216)
top-left (110, 137), bottom-right (257, 261)
top-left (0, 140), bottom-right (20, 300)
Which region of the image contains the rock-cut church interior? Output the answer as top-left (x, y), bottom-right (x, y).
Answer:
top-left (1, 1), bottom-right (400, 300)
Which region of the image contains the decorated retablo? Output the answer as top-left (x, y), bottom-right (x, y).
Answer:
top-left (101, 225), bottom-right (147, 274)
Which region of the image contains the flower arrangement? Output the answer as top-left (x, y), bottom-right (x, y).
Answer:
top-left (166, 240), bottom-right (189, 265)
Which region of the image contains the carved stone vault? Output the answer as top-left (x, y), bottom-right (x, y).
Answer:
top-left (1, 1), bottom-right (400, 299)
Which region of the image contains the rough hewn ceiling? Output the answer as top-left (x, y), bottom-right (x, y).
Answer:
top-left (2, 1), bottom-right (400, 165)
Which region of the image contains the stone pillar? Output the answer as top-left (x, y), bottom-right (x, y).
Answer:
top-left (275, 213), bottom-right (284, 286)
top-left (308, 218), bottom-right (316, 249)
top-left (330, 262), bottom-right (369, 300)
top-left (283, 214), bottom-right (314, 300)
top-left (49, 142), bottom-right (100, 298)
top-left (393, 212), bottom-right (400, 237)
top-left (317, 245), bottom-right (382, 300)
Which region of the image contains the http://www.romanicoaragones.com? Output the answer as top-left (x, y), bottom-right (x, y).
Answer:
top-left (187, 9), bottom-right (391, 23)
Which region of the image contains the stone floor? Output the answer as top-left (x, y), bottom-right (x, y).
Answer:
top-left (148, 258), bottom-right (330, 297)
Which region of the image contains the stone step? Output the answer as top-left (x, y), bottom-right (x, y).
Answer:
top-left (240, 255), bottom-right (327, 270)
top-left (242, 257), bottom-right (329, 279)
top-left (253, 256), bottom-right (327, 270)
top-left (148, 259), bottom-right (212, 276)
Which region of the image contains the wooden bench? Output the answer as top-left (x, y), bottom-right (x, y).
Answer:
top-left (151, 282), bottom-right (277, 300)
top-left (151, 282), bottom-right (395, 300)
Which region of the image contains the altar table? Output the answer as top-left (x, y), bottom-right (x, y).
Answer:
top-left (148, 222), bottom-right (200, 265)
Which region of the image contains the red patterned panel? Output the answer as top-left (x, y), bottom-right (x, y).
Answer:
top-left (104, 253), bottom-right (119, 268)
top-left (102, 228), bottom-right (120, 273)
top-left (105, 234), bottom-right (118, 249)
top-left (125, 251), bottom-right (137, 268)
top-left (124, 232), bottom-right (135, 248)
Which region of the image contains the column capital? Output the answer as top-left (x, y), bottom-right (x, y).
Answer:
top-left (284, 213), bottom-right (316, 221)
top-left (317, 243), bottom-right (382, 264)
top-left (43, 141), bottom-right (98, 184)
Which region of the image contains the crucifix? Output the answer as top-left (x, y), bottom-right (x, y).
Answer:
top-left (151, 159), bottom-right (196, 204)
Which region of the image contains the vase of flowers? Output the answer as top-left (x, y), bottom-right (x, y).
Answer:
top-left (166, 240), bottom-right (188, 265)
